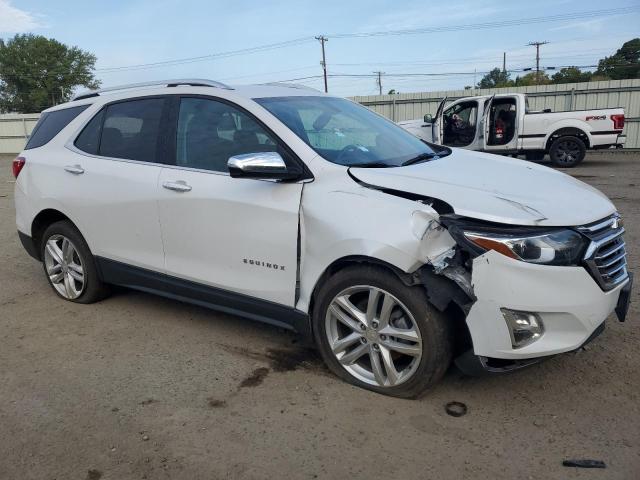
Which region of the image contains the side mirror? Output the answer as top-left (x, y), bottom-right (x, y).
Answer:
top-left (228, 152), bottom-right (297, 180)
top-left (423, 114), bottom-right (433, 124)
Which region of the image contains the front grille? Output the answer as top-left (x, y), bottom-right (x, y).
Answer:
top-left (577, 215), bottom-right (628, 290)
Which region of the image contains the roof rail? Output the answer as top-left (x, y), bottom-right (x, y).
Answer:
top-left (260, 82), bottom-right (320, 92)
top-left (72, 78), bottom-right (233, 101)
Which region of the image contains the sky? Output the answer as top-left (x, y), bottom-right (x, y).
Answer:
top-left (1, 0), bottom-right (639, 97)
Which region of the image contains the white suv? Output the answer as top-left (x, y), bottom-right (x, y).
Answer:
top-left (14, 79), bottom-right (632, 397)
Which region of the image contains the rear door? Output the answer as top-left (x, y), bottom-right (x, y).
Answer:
top-left (483, 95), bottom-right (519, 152)
top-left (157, 96), bottom-right (303, 307)
top-left (63, 97), bottom-right (169, 271)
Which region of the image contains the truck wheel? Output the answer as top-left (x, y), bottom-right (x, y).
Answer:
top-left (312, 265), bottom-right (452, 398)
top-left (549, 136), bottom-right (586, 167)
top-left (525, 151), bottom-right (545, 161)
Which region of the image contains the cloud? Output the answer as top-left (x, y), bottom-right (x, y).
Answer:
top-left (0, 0), bottom-right (42, 34)
top-left (549, 17), bottom-right (611, 33)
top-left (355, 0), bottom-right (512, 34)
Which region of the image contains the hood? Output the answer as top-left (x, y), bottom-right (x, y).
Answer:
top-left (350, 149), bottom-right (615, 227)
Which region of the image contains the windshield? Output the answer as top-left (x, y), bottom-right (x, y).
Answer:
top-left (255, 96), bottom-right (443, 167)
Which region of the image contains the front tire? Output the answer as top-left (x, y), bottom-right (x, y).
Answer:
top-left (40, 220), bottom-right (110, 304)
top-left (549, 136), bottom-right (586, 167)
top-left (313, 265), bottom-right (452, 398)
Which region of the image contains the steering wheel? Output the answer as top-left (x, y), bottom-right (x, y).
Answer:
top-left (336, 144), bottom-right (367, 164)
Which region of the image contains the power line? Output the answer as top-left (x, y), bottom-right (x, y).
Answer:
top-left (329, 7), bottom-right (638, 38)
top-left (96, 36), bottom-right (315, 72)
top-left (273, 64), bottom-right (621, 83)
top-left (86, 7), bottom-right (638, 74)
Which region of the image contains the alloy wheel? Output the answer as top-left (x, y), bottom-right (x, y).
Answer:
top-left (325, 286), bottom-right (422, 387)
top-left (43, 234), bottom-right (85, 299)
top-left (554, 139), bottom-right (581, 165)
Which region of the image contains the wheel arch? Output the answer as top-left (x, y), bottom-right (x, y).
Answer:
top-left (307, 255), bottom-right (417, 328)
top-left (545, 127), bottom-right (590, 150)
top-left (30, 209), bottom-right (76, 260)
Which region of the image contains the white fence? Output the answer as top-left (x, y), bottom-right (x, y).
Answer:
top-left (352, 79), bottom-right (640, 149)
top-left (1, 79), bottom-right (639, 153)
top-left (0, 114), bottom-right (40, 154)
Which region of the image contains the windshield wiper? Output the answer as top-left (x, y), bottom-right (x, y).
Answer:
top-left (348, 161), bottom-right (391, 168)
top-left (401, 152), bottom-right (438, 166)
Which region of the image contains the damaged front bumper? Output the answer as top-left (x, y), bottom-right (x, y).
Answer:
top-left (456, 250), bottom-right (630, 373)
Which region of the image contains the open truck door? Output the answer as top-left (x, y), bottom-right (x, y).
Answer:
top-left (480, 94), bottom-right (495, 150)
top-left (431, 96), bottom-right (447, 144)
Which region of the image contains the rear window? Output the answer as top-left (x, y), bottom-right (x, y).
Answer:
top-left (25, 105), bottom-right (90, 149)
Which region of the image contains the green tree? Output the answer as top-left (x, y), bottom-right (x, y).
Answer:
top-left (476, 68), bottom-right (513, 88)
top-left (0, 34), bottom-right (100, 113)
top-left (514, 72), bottom-right (550, 86)
top-left (596, 38), bottom-right (640, 80)
top-left (551, 67), bottom-right (593, 84)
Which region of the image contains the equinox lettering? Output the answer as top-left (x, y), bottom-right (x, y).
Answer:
top-left (243, 258), bottom-right (285, 271)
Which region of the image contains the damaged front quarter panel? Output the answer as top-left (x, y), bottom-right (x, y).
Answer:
top-left (410, 211), bottom-right (476, 312)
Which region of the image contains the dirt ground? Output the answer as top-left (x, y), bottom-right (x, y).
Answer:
top-left (0, 152), bottom-right (638, 480)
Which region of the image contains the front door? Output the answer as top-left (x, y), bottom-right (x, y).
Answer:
top-left (157, 96), bottom-right (303, 307)
top-left (441, 99), bottom-right (482, 150)
top-left (431, 97), bottom-right (447, 144)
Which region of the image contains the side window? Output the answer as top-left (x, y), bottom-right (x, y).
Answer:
top-left (25, 105), bottom-right (89, 149)
top-left (74, 109), bottom-right (105, 155)
top-left (176, 98), bottom-right (278, 172)
top-left (98, 98), bottom-right (165, 162)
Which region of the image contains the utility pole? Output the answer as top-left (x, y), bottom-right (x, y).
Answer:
top-left (502, 52), bottom-right (506, 73)
top-left (374, 71), bottom-right (385, 95)
top-left (527, 41), bottom-right (548, 84)
top-left (315, 35), bottom-right (329, 93)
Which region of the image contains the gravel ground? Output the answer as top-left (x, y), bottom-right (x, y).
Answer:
top-left (0, 152), bottom-right (638, 480)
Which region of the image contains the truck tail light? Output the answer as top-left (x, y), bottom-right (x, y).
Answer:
top-left (12, 156), bottom-right (26, 178)
top-left (611, 114), bottom-right (625, 130)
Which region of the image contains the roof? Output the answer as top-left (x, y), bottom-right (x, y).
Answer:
top-left (44, 79), bottom-right (327, 113)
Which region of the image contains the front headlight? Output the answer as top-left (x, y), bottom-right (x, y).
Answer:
top-left (462, 229), bottom-right (587, 266)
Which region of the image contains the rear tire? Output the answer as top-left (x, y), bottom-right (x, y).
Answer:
top-left (549, 136), bottom-right (586, 167)
top-left (40, 220), bottom-right (110, 304)
top-left (312, 265), bottom-right (452, 398)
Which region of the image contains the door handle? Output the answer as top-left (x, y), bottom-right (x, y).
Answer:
top-left (162, 180), bottom-right (192, 192)
top-left (64, 165), bottom-right (85, 175)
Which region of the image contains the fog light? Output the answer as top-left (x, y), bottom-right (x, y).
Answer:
top-left (500, 309), bottom-right (544, 349)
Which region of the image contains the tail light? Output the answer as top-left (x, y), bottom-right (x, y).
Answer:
top-left (611, 114), bottom-right (625, 130)
top-left (12, 156), bottom-right (26, 179)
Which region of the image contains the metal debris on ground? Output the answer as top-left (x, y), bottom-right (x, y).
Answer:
top-left (562, 459), bottom-right (606, 469)
top-left (445, 401), bottom-right (467, 417)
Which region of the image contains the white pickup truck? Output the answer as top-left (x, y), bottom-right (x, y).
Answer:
top-left (398, 93), bottom-right (626, 167)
